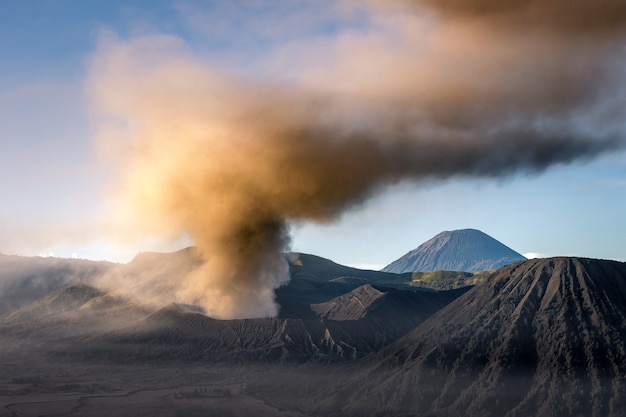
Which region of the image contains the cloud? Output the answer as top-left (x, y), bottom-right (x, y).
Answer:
top-left (88, 1), bottom-right (626, 318)
top-left (0, 254), bottom-right (113, 315)
top-left (523, 252), bottom-right (549, 260)
top-left (413, 0), bottom-right (626, 34)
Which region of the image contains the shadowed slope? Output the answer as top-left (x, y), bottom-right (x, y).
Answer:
top-left (0, 279), bottom-right (465, 366)
top-left (311, 285), bottom-right (387, 320)
top-left (103, 283), bottom-right (465, 364)
top-left (341, 257), bottom-right (626, 417)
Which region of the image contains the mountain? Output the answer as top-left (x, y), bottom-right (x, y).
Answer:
top-left (277, 252), bottom-right (419, 311)
top-left (0, 282), bottom-right (464, 365)
top-left (102, 283), bottom-right (462, 364)
top-left (3, 252), bottom-right (626, 417)
top-left (382, 228), bottom-right (526, 273)
top-left (0, 254), bottom-right (114, 315)
top-left (0, 252), bottom-right (467, 365)
top-left (333, 257), bottom-right (626, 417)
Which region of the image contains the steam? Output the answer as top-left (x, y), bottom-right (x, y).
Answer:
top-left (0, 254), bottom-right (113, 315)
top-left (89, 1), bottom-right (626, 318)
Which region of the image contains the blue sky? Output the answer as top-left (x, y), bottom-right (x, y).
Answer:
top-left (1, 1), bottom-right (625, 267)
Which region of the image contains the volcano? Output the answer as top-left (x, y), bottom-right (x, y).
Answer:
top-left (4, 252), bottom-right (626, 417)
top-left (337, 257), bottom-right (626, 417)
top-left (382, 228), bottom-right (526, 273)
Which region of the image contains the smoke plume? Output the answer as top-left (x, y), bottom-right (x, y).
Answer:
top-left (89, 1), bottom-right (626, 318)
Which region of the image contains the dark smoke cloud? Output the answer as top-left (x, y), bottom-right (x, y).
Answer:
top-left (88, 1), bottom-right (626, 318)
top-left (411, 0), bottom-right (626, 34)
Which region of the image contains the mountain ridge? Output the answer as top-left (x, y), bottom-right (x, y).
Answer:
top-left (2, 252), bottom-right (626, 416)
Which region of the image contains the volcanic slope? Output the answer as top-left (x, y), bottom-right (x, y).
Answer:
top-left (0, 279), bottom-right (466, 365)
top-left (105, 252), bottom-right (466, 363)
top-left (90, 282), bottom-right (466, 363)
top-left (0, 254), bottom-right (114, 315)
top-left (337, 257), bottom-right (626, 417)
top-left (382, 228), bottom-right (526, 273)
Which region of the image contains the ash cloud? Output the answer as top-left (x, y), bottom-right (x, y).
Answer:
top-left (414, 0), bottom-right (626, 34)
top-left (89, 1), bottom-right (625, 318)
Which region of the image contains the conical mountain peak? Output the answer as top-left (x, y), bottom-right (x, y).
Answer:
top-left (383, 228), bottom-right (526, 273)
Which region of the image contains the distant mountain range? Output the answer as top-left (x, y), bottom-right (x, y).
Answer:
top-left (2, 236), bottom-right (626, 416)
top-left (383, 228), bottom-right (526, 273)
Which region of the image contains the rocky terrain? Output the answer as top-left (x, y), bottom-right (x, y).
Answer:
top-left (314, 257), bottom-right (626, 417)
top-left (0, 254), bottom-right (465, 366)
